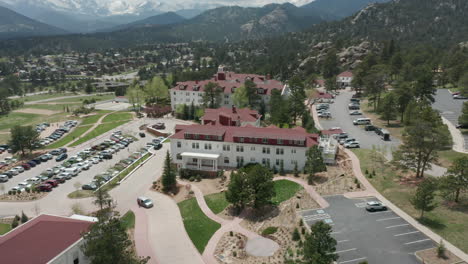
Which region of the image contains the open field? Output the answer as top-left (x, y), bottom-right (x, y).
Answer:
top-left (48, 94), bottom-right (115, 103)
top-left (25, 103), bottom-right (81, 111)
top-left (102, 112), bottom-right (133, 123)
top-left (0, 223), bottom-right (11, 235)
top-left (46, 125), bottom-right (93, 149)
top-left (205, 192), bottom-right (229, 214)
top-left (70, 120), bottom-right (129, 147)
top-left (0, 112), bottom-right (42, 130)
top-left (271, 179), bottom-right (303, 205)
top-left (18, 93), bottom-right (74, 102)
top-left (178, 197), bottom-right (221, 253)
top-left (79, 114), bottom-right (105, 126)
top-left (352, 148), bottom-right (468, 253)
top-left (0, 133), bottom-right (11, 145)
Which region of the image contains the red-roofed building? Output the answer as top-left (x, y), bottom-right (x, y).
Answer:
top-left (170, 66), bottom-right (289, 110)
top-left (201, 106), bottom-right (261, 127)
top-left (0, 214), bottom-right (94, 264)
top-left (337, 71), bottom-right (354, 88)
top-left (170, 124), bottom-right (319, 171)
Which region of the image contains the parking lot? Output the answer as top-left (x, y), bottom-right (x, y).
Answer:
top-left (318, 91), bottom-right (400, 157)
top-left (432, 89), bottom-right (468, 150)
top-left (301, 195), bottom-right (435, 264)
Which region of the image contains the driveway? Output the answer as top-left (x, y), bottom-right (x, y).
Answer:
top-left (432, 89), bottom-right (468, 151)
top-left (301, 195), bottom-right (435, 264)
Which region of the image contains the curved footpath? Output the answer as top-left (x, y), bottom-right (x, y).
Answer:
top-left (441, 116), bottom-right (468, 154)
top-left (309, 96), bottom-right (468, 262)
top-left (185, 175), bottom-right (330, 264)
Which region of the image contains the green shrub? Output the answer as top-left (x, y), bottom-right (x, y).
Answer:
top-left (11, 217), bottom-right (19, 229)
top-left (262, 226), bottom-right (278, 236)
top-left (21, 211), bottom-right (28, 223)
top-left (292, 228), bottom-right (300, 241)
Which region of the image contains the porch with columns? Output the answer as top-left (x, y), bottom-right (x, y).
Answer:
top-left (180, 152), bottom-right (220, 172)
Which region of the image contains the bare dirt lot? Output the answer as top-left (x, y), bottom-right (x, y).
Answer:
top-left (416, 248), bottom-right (464, 264)
top-left (14, 108), bottom-right (60, 115)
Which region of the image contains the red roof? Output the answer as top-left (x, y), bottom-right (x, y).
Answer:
top-left (171, 72), bottom-right (284, 95)
top-left (0, 214), bottom-right (93, 264)
top-left (202, 107), bottom-right (260, 126)
top-left (338, 71), bottom-right (353, 78)
top-left (321, 128), bottom-right (343, 135)
top-left (316, 92), bottom-right (334, 99)
top-left (171, 124), bottom-right (319, 147)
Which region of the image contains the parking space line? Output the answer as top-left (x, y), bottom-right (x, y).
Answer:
top-left (386, 223), bottom-right (409, 229)
top-left (368, 210), bottom-right (393, 215)
top-left (404, 239), bottom-right (431, 245)
top-left (331, 231), bottom-right (342, 234)
top-left (335, 248), bottom-right (357, 254)
top-left (337, 240), bottom-right (349, 243)
top-left (376, 217), bottom-right (401, 221)
top-left (339, 257), bottom-right (367, 264)
top-left (394, 231), bottom-right (420, 237)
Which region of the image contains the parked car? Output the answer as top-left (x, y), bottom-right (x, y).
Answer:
top-left (37, 184), bottom-right (53, 192)
top-left (345, 142), bottom-right (360, 148)
top-left (353, 118), bottom-right (371, 125)
top-left (453, 94), bottom-right (468, 99)
top-left (82, 182), bottom-right (97, 190)
top-left (456, 124), bottom-right (468, 129)
top-left (0, 175), bottom-right (8, 182)
top-left (137, 197), bottom-right (154, 208)
top-left (31, 158), bottom-right (42, 165)
top-left (56, 153), bottom-right (68, 162)
top-left (44, 179), bottom-right (59, 187)
top-left (53, 175), bottom-right (66, 183)
top-left (7, 169), bottom-right (19, 176)
top-left (21, 163), bottom-right (31, 170)
top-left (349, 110), bottom-right (362, 115)
top-left (139, 132), bottom-right (146, 138)
top-left (348, 105), bottom-right (360, 110)
top-left (365, 201), bottom-right (387, 212)
top-left (340, 138), bottom-right (358, 145)
top-left (59, 148), bottom-right (67, 153)
top-left (364, 125), bottom-right (376, 131)
top-left (153, 122), bottom-right (165, 129)
top-left (13, 166), bottom-right (25, 173)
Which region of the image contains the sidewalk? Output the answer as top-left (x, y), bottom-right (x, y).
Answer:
top-left (441, 116), bottom-right (468, 154)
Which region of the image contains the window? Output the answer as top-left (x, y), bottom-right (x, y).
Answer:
top-left (192, 143), bottom-right (199, 149)
top-left (262, 147), bottom-right (270, 154)
top-left (224, 157), bottom-right (229, 164)
top-left (250, 157), bottom-right (256, 162)
top-left (204, 143), bottom-right (212, 150)
top-left (186, 92), bottom-right (190, 96)
top-left (276, 159), bottom-right (283, 166)
top-left (206, 135), bottom-right (211, 140)
top-left (291, 160), bottom-right (297, 165)
top-left (251, 147), bottom-right (255, 151)
top-left (278, 139), bottom-right (283, 145)
top-left (177, 141), bottom-right (181, 148)
top-left (239, 137), bottom-right (244, 143)
top-left (236, 146), bottom-right (244, 152)
top-left (262, 138), bottom-right (268, 143)
top-left (236, 156), bottom-right (244, 167)
top-left (224, 101), bottom-right (229, 105)
top-left (173, 91), bottom-right (176, 95)
top-left (73, 258), bottom-right (79, 264)
top-left (223, 145), bottom-right (230, 151)
top-left (276, 148), bottom-right (284, 155)
top-left (291, 149), bottom-right (296, 154)
top-left (225, 95), bottom-right (229, 99)
top-left (194, 134), bottom-right (199, 140)
top-left (176, 153), bottom-right (182, 160)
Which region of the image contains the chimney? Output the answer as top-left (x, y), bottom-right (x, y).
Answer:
top-left (266, 74), bottom-right (271, 80)
top-left (232, 105), bottom-right (237, 113)
top-left (195, 80), bottom-right (199, 84)
top-left (214, 76), bottom-right (218, 81)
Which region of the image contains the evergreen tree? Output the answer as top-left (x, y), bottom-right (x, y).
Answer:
top-left (202, 82), bottom-right (222, 108)
top-left (288, 76), bottom-right (306, 124)
top-left (21, 211), bottom-right (28, 223)
top-left (162, 151), bottom-right (176, 193)
top-left (232, 84), bottom-right (249, 108)
top-left (380, 92), bottom-right (397, 125)
top-left (458, 102), bottom-right (468, 127)
top-left (441, 156), bottom-right (468, 203)
top-left (304, 146), bottom-right (327, 182)
top-left (225, 171), bottom-right (251, 212)
top-left (8, 125), bottom-right (39, 155)
top-left (322, 49), bottom-right (339, 79)
top-left (411, 178), bottom-right (437, 218)
top-left (303, 221), bottom-right (338, 264)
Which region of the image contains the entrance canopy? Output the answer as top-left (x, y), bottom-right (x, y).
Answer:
top-left (180, 152), bottom-right (220, 159)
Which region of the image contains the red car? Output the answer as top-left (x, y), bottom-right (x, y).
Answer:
top-left (21, 163), bottom-right (31, 170)
top-left (44, 179), bottom-right (59, 187)
top-left (37, 184), bottom-right (53, 192)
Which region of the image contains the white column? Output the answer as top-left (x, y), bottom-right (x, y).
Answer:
top-left (197, 158), bottom-right (201, 170)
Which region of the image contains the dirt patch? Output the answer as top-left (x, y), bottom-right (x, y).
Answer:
top-left (14, 108), bottom-right (60, 115)
top-left (191, 175), bottom-right (229, 196)
top-left (416, 247), bottom-right (464, 264)
top-left (151, 179), bottom-right (192, 203)
top-left (0, 192), bottom-right (47, 201)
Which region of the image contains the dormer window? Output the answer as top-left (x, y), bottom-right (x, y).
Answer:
top-left (257, 88), bottom-right (264, 94)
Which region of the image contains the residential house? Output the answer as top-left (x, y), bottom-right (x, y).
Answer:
top-left (337, 71), bottom-right (353, 88)
top-left (201, 106), bottom-right (262, 127)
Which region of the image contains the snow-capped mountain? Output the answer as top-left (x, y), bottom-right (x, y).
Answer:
top-left (0, 0), bottom-right (315, 17)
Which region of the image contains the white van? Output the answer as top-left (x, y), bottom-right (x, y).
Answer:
top-left (353, 118), bottom-right (371, 125)
top-left (65, 167), bottom-right (79, 176)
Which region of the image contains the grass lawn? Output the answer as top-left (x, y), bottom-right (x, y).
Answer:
top-left (271, 180), bottom-right (303, 205)
top-left (46, 125), bottom-right (93, 149)
top-left (19, 93), bottom-right (73, 102)
top-left (178, 198), bottom-right (221, 253)
top-left (0, 223), bottom-right (11, 235)
top-left (79, 114), bottom-right (105, 126)
top-left (205, 192), bottom-right (229, 214)
top-left (437, 150), bottom-right (468, 168)
top-left (121, 210), bottom-right (135, 230)
top-left (67, 190), bottom-right (94, 199)
top-left (0, 112), bottom-right (41, 130)
top-left (352, 148), bottom-right (468, 253)
top-left (0, 133), bottom-right (10, 145)
top-left (102, 112), bottom-right (133, 123)
top-left (70, 120), bottom-right (129, 147)
top-left (48, 94), bottom-right (115, 103)
top-left (26, 103), bottom-right (81, 111)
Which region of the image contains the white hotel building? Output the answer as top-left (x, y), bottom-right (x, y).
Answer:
top-left (169, 124), bottom-right (320, 172)
top-left (170, 66), bottom-right (290, 110)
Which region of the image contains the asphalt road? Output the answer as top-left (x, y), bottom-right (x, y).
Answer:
top-left (319, 91), bottom-right (400, 157)
top-left (301, 195), bottom-right (435, 264)
top-left (432, 89), bottom-right (468, 150)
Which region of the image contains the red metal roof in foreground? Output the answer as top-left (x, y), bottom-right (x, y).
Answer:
top-left (0, 214), bottom-right (93, 264)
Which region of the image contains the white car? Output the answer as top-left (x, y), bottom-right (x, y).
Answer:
top-left (453, 94), bottom-right (467, 99)
top-left (18, 182), bottom-right (32, 189)
top-left (58, 172), bottom-right (73, 180)
top-left (10, 186), bottom-right (25, 192)
top-left (91, 158), bottom-right (100, 164)
top-left (345, 142), bottom-right (360, 148)
top-left (26, 177), bottom-right (40, 184)
top-left (12, 166), bottom-right (25, 173)
top-left (7, 169), bottom-right (19, 176)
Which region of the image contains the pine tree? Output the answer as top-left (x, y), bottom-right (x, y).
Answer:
top-left (21, 211), bottom-right (28, 223)
top-left (411, 178), bottom-right (437, 218)
top-left (162, 151), bottom-right (176, 193)
top-left (303, 221), bottom-right (338, 264)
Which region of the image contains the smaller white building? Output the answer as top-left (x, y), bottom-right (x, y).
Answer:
top-left (337, 71), bottom-right (354, 88)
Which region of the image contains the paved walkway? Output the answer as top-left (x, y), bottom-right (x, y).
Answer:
top-left (441, 116), bottom-right (468, 154)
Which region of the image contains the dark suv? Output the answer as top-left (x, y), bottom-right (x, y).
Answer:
top-left (56, 153), bottom-right (68, 162)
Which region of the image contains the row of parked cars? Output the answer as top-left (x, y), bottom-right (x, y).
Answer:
top-left (36, 120), bottom-right (78, 147)
top-left (348, 97), bottom-right (391, 141)
top-left (317, 103), bottom-right (332, 118)
top-left (0, 144), bottom-right (12, 154)
top-left (0, 148), bottom-right (67, 185)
